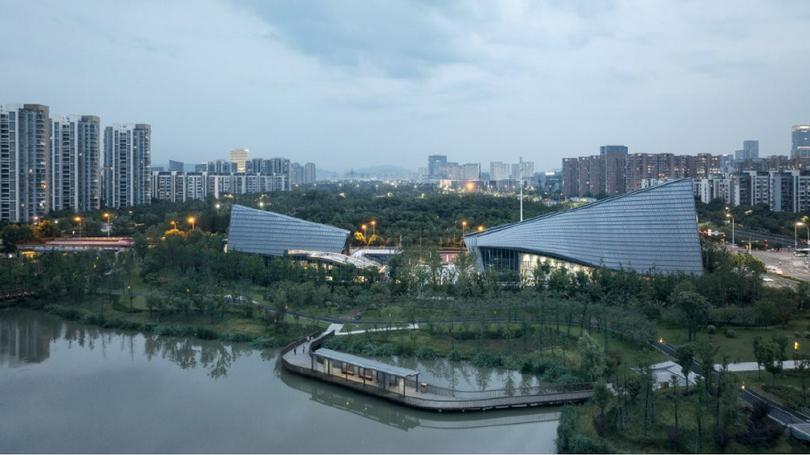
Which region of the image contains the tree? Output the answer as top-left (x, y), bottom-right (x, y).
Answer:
top-left (675, 344), bottom-right (695, 394)
top-left (133, 232), bottom-right (149, 260)
top-left (592, 381), bottom-right (611, 417)
top-left (671, 288), bottom-right (709, 342)
top-left (577, 333), bottom-right (606, 381)
top-left (670, 374), bottom-right (680, 431)
top-left (795, 353), bottom-right (810, 406)
top-left (753, 336), bottom-right (766, 381)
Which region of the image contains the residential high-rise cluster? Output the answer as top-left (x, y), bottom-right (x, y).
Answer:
top-left (150, 152), bottom-right (317, 203)
top-left (425, 155), bottom-right (540, 192)
top-left (0, 103), bottom-right (151, 222)
top-left (562, 128), bottom-right (810, 213)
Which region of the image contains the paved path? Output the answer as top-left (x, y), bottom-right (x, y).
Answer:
top-left (336, 323), bottom-right (419, 336)
top-left (716, 361), bottom-right (802, 373)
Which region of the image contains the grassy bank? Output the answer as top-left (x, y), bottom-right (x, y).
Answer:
top-left (558, 392), bottom-right (806, 454)
top-left (323, 323), bottom-right (663, 382)
top-left (27, 296), bottom-right (324, 348)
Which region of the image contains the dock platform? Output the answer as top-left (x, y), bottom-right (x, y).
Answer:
top-left (280, 332), bottom-right (593, 412)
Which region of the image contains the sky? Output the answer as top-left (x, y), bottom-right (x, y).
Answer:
top-left (2, 0), bottom-right (809, 172)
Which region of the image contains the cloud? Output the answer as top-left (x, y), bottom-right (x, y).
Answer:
top-left (1, 0), bottom-right (809, 172)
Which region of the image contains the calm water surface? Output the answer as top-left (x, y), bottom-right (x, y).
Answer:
top-left (0, 309), bottom-right (559, 453)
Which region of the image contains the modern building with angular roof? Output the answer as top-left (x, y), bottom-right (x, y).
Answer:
top-left (464, 179), bottom-right (703, 275)
top-left (228, 204), bottom-right (350, 257)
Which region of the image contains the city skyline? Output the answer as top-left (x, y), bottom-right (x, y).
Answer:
top-left (2, 0), bottom-right (810, 171)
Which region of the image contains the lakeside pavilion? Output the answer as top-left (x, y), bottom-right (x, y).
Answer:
top-left (310, 348), bottom-right (420, 396)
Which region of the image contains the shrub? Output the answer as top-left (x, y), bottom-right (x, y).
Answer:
top-left (415, 346), bottom-right (438, 360)
top-left (707, 324), bottom-right (717, 334)
top-left (471, 351), bottom-right (502, 368)
top-left (725, 328), bottom-right (737, 338)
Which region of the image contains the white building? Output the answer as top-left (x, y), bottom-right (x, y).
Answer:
top-left (50, 115), bottom-right (101, 212)
top-left (0, 104), bottom-right (50, 222)
top-left (103, 124), bottom-right (151, 208)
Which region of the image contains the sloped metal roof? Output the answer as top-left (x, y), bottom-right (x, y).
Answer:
top-left (228, 204), bottom-right (350, 256)
top-left (313, 348), bottom-right (419, 377)
top-left (464, 179), bottom-right (703, 275)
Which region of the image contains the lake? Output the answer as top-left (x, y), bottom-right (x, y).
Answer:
top-left (0, 309), bottom-right (560, 453)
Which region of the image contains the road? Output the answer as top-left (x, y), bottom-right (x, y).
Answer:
top-left (729, 245), bottom-right (810, 285)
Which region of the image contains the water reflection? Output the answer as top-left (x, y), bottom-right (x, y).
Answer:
top-left (0, 309), bottom-right (561, 453)
top-left (0, 309), bottom-right (249, 378)
top-left (278, 368), bottom-right (560, 432)
top-left (0, 309), bottom-right (58, 365)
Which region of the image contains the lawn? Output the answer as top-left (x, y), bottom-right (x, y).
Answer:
top-left (659, 315), bottom-right (810, 363)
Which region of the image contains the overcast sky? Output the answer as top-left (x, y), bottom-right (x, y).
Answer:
top-left (2, 0), bottom-right (809, 172)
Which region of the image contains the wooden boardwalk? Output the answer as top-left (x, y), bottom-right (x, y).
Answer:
top-left (280, 333), bottom-right (593, 412)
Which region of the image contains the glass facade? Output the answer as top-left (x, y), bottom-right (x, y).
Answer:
top-left (228, 204), bottom-right (350, 257)
top-left (466, 179), bottom-right (703, 275)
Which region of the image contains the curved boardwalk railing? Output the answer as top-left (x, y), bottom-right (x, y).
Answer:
top-left (279, 331), bottom-right (593, 412)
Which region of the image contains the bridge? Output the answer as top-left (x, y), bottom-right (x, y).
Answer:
top-left (280, 330), bottom-right (593, 412)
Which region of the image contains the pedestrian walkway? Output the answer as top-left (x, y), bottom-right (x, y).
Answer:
top-left (715, 361), bottom-right (802, 373)
top-left (280, 330), bottom-right (593, 412)
top-left (336, 323), bottom-right (419, 336)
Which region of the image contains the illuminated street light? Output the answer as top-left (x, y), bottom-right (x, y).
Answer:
top-left (215, 203), bottom-right (221, 210)
top-left (477, 225), bottom-right (485, 232)
top-left (726, 213), bottom-right (735, 246)
top-left (796, 221), bottom-right (808, 251)
top-left (74, 216), bottom-right (83, 238)
top-left (187, 216), bottom-right (196, 230)
top-left (170, 220), bottom-right (177, 230)
top-left (370, 220), bottom-right (376, 236)
top-left (103, 212), bottom-right (113, 237)
top-left (795, 341), bottom-right (800, 351)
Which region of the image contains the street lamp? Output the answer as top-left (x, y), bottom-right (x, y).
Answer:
top-left (370, 220), bottom-right (376, 237)
top-left (461, 220), bottom-right (468, 236)
top-left (361, 224), bottom-right (368, 245)
top-left (477, 225), bottom-right (485, 232)
top-left (103, 212), bottom-right (112, 237)
top-left (725, 212), bottom-right (735, 247)
top-left (170, 220), bottom-right (177, 230)
top-left (187, 216), bottom-right (196, 230)
top-left (796, 221), bottom-right (808, 250)
top-left (74, 216), bottom-right (83, 238)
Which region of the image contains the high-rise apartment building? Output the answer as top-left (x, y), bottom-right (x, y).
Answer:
top-left (743, 140), bottom-right (759, 160)
top-left (103, 124), bottom-right (151, 208)
top-left (428, 155), bottom-right (447, 180)
top-left (461, 163), bottom-right (481, 180)
top-left (489, 161), bottom-right (511, 181)
top-left (50, 115), bottom-right (101, 213)
top-left (229, 148), bottom-right (249, 173)
top-left (561, 158), bottom-right (579, 197)
top-left (600, 145), bottom-right (628, 195)
top-left (206, 159), bottom-right (236, 173)
top-left (793, 125), bottom-right (810, 160)
top-left (168, 160), bottom-right (184, 172)
top-left (303, 162), bottom-right (316, 184)
top-left (511, 161), bottom-right (535, 181)
top-left (289, 162), bottom-right (303, 185)
top-left (0, 104), bottom-right (50, 222)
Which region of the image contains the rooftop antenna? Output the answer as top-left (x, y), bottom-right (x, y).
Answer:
top-left (519, 156), bottom-right (524, 222)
